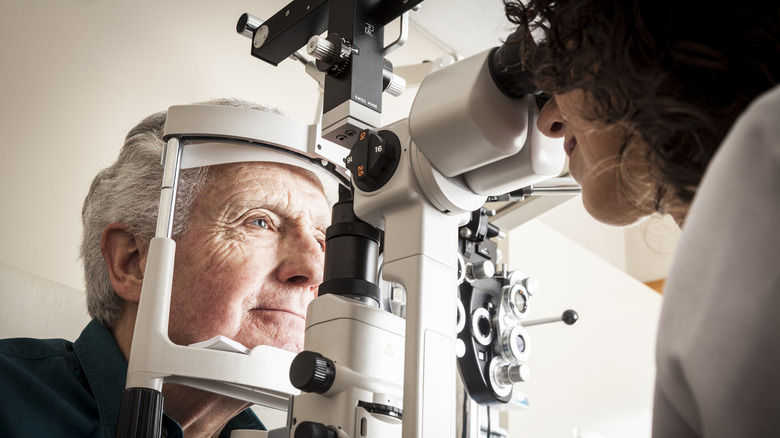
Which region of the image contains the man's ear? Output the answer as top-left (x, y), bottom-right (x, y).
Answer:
top-left (101, 223), bottom-right (146, 304)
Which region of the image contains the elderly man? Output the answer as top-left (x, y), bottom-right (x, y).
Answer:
top-left (0, 99), bottom-right (333, 436)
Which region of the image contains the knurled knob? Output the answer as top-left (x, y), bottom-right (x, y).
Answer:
top-left (294, 421), bottom-right (338, 438)
top-left (306, 35), bottom-right (337, 64)
top-left (289, 350), bottom-right (336, 394)
top-left (384, 73), bottom-right (406, 97)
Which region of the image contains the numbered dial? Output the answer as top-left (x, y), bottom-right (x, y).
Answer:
top-left (345, 129), bottom-right (401, 192)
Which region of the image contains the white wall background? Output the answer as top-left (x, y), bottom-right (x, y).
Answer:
top-left (0, 0), bottom-right (446, 292)
top-left (536, 198), bottom-right (681, 283)
top-left (501, 216), bottom-right (662, 438)
top-left (1, 1), bottom-right (676, 436)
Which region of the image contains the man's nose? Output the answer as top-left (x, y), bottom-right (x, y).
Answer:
top-left (536, 97), bottom-right (566, 139)
top-left (276, 229), bottom-right (324, 287)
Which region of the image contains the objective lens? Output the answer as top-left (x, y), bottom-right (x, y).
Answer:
top-left (515, 333), bottom-right (526, 353)
top-left (513, 290), bottom-right (527, 314)
top-left (502, 284), bottom-right (529, 320)
top-left (471, 307), bottom-right (493, 346)
top-left (478, 316), bottom-right (491, 338)
top-left (500, 325), bottom-right (531, 362)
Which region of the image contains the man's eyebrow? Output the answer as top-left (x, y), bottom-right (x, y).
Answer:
top-left (220, 198), bottom-right (275, 217)
top-left (313, 216), bottom-right (330, 232)
top-left (232, 197), bottom-right (329, 226)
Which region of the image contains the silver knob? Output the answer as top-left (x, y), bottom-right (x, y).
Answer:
top-left (253, 25), bottom-right (269, 49)
top-left (236, 13), bottom-right (264, 39)
top-left (466, 260), bottom-right (495, 281)
top-left (520, 277), bottom-right (539, 296)
top-left (384, 73), bottom-right (406, 97)
top-left (306, 35), bottom-right (337, 64)
top-left (494, 362), bottom-right (530, 387)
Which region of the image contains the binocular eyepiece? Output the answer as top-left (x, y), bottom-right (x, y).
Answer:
top-left (489, 26), bottom-right (541, 99)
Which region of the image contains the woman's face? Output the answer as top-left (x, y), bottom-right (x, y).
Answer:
top-left (536, 90), bottom-right (650, 226)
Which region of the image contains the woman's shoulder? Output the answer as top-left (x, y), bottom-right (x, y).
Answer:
top-left (727, 85), bottom-right (780, 152)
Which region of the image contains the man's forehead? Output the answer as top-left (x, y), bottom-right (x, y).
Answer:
top-left (201, 162), bottom-right (330, 219)
top-left (208, 161), bottom-right (319, 186)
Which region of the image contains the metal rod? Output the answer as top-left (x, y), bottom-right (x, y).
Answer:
top-left (523, 310), bottom-right (579, 327)
top-left (384, 12), bottom-right (409, 55)
top-left (525, 177), bottom-right (581, 196)
top-left (155, 137), bottom-right (182, 239)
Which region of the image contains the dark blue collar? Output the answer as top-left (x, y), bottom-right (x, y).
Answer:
top-left (74, 318), bottom-right (129, 434)
top-left (73, 319), bottom-right (265, 436)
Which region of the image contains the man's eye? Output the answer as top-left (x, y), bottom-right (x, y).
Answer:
top-left (250, 218), bottom-right (270, 229)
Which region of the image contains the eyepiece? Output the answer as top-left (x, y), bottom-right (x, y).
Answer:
top-left (489, 26), bottom-right (540, 99)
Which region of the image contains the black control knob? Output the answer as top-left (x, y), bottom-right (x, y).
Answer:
top-left (345, 129), bottom-right (401, 192)
top-left (562, 309), bottom-right (579, 325)
top-left (294, 421), bottom-right (338, 438)
top-left (290, 351), bottom-right (336, 394)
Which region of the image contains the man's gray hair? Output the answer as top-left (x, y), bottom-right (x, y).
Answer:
top-left (80, 98), bottom-right (284, 327)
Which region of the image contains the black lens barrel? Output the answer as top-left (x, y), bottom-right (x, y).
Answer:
top-left (318, 186), bottom-right (382, 304)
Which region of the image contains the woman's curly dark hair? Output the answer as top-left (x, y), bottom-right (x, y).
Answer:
top-left (505, 0), bottom-right (780, 218)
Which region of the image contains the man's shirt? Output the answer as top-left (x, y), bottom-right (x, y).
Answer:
top-left (0, 318), bottom-right (265, 437)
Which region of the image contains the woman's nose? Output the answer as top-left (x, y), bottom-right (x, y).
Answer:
top-left (536, 97), bottom-right (566, 139)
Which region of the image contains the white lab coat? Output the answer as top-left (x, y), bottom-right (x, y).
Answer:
top-left (653, 85), bottom-right (780, 437)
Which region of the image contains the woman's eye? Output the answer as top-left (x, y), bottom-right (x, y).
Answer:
top-left (250, 218), bottom-right (270, 229)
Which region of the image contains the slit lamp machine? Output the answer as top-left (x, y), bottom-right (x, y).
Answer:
top-left (116, 1), bottom-right (580, 437)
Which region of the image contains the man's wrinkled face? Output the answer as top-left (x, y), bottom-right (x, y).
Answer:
top-left (167, 162), bottom-right (330, 353)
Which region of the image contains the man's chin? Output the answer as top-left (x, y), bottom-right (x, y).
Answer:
top-left (242, 311), bottom-right (307, 352)
top-left (278, 339), bottom-right (305, 354)
top-left (253, 335), bottom-right (304, 354)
